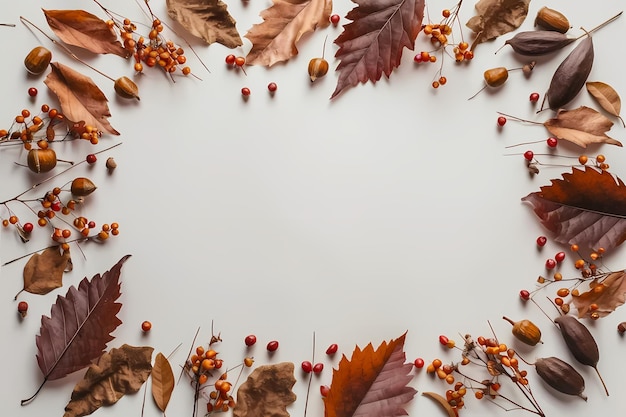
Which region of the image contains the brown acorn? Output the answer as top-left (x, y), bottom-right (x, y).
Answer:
top-left (503, 316), bottom-right (542, 346)
top-left (27, 148), bottom-right (57, 173)
top-left (24, 46), bottom-right (52, 75)
top-left (483, 67), bottom-right (509, 87)
top-left (308, 58), bottom-right (329, 82)
top-left (70, 177), bottom-right (97, 196)
top-left (535, 7), bottom-right (570, 33)
top-left (114, 76), bottom-right (140, 100)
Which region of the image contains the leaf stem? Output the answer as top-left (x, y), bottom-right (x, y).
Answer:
top-left (575, 11), bottom-right (623, 40)
top-left (21, 378), bottom-right (48, 405)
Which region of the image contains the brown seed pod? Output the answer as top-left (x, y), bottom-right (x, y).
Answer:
top-left (27, 148), bottom-right (57, 173)
top-left (534, 357), bottom-right (587, 400)
top-left (535, 7), bottom-right (570, 33)
top-left (308, 58), bottom-right (329, 82)
top-left (70, 177), bottom-right (97, 197)
top-left (503, 316), bottom-right (542, 346)
top-left (24, 46), bottom-right (52, 75)
top-left (504, 31), bottom-right (575, 56)
top-left (114, 76), bottom-right (140, 100)
top-left (546, 35), bottom-right (594, 110)
top-left (554, 315), bottom-right (608, 395)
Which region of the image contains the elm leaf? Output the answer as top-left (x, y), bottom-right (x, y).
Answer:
top-left (543, 106), bottom-right (621, 148)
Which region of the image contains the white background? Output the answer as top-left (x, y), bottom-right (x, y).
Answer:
top-left (1, 0), bottom-right (625, 416)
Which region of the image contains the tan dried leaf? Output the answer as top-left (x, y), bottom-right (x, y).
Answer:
top-left (543, 106), bottom-right (621, 148)
top-left (586, 81), bottom-right (625, 127)
top-left (466, 0), bottom-right (531, 50)
top-left (244, 0), bottom-right (332, 66)
top-left (233, 362), bottom-right (296, 417)
top-left (166, 0), bottom-right (242, 48)
top-left (422, 392), bottom-right (456, 417)
top-left (44, 62), bottom-right (120, 135)
top-left (22, 246), bottom-right (71, 296)
top-left (64, 344), bottom-right (153, 417)
top-left (571, 271), bottom-right (626, 318)
top-left (152, 352), bottom-right (175, 413)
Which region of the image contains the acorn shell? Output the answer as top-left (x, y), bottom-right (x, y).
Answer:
top-left (24, 46), bottom-right (52, 75)
top-left (27, 148), bottom-right (57, 173)
top-left (70, 177), bottom-right (97, 196)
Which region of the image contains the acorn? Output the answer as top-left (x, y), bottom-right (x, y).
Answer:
top-left (483, 67), bottom-right (509, 87)
top-left (114, 76), bottom-right (140, 100)
top-left (27, 148), bottom-right (57, 173)
top-left (24, 46), bottom-right (52, 75)
top-left (70, 177), bottom-right (97, 197)
top-left (535, 7), bottom-right (570, 33)
top-left (503, 316), bottom-right (542, 346)
top-left (308, 58), bottom-right (329, 82)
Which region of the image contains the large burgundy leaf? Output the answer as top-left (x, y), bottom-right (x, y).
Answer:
top-left (331, 0), bottom-right (425, 99)
top-left (522, 168), bottom-right (626, 251)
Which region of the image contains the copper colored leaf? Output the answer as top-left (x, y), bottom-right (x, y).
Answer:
top-left (22, 246), bottom-right (71, 296)
top-left (323, 332), bottom-right (416, 417)
top-left (572, 272), bottom-right (626, 319)
top-left (151, 352), bottom-right (175, 413)
top-left (63, 344), bottom-right (153, 417)
top-left (466, 0), bottom-right (530, 50)
top-left (586, 81), bottom-right (625, 127)
top-left (543, 106), bottom-right (621, 148)
top-left (43, 9), bottom-right (129, 58)
top-left (44, 62), bottom-right (119, 135)
top-left (522, 168), bottom-right (626, 252)
top-left (233, 362), bottom-right (296, 417)
top-left (166, 0), bottom-right (242, 48)
top-left (330, 0), bottom-right (425, 99)
top-left (244, 0), bottom-right (332, 66)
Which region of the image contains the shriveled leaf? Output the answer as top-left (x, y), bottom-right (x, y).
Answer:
top-left (22, 246), bottom-right (71, 296)
top-left (152, 352), bottom-right (175, 413)
top-left (586, 81), bottom-right (625, 127)
top-left (522, 168), bottom-right (626, 252)
top-left (422, 392), bottom-right (456, 417)
top-left (323, 332), bottom-right (416, 417)
top-left (544, 106), bottom-right (621, 148)
top-left (43, 9), bottom-right (129, 58)
top-left (44, 62), bottom-right (120, 135)
top-left (244, 0), bottom-right (332, 66)
top-left (466, 0), bottom-right (531, 50)
top-left (572, 271), bottom-right (626, 319)
top-left (64, 344), bottom-right (153, 417)
top-left (233, 362), bottom-right (296, 417)
top-left (166, 0), bottom-right (242, 48)
top-left (331, 0), bottom-right (425, 99)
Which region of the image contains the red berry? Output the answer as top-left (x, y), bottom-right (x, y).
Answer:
top-left (301, 361), bottom-right (313, 373)
top-left (497, 116), bottom-right (507, 126)
top-left (28, 87), bottom-right (38, 97)
top-left (413, 54), bottom-right (423, 63)
top-left (414, 358), bottom-right (425, 368)
top-left (320, 385), bottom-right (330, 397)
top-left (141, 320), bottom-right (152, 332)
top-left (536, 236), bottom-right (547, 247)
top-left (225, 54), bottom-right (236, 65)
top-left (244, 334), bottom-right (257, 346)
top-left (88, 221), bottom-right (96, 228)
top-left (267, 82), bottom-right (278, 92)
top-left (326, 343), bottom-right (338, 355)
top-left (545, 258), bottom-right (557, 270)
top-left (519, 289), bottom-right (530, 300)
top-left (438, 335), bottom-right (449, 346)
top-left (23, 222), bottom-right (34, 233)
top-left (313, 363), bottom-right (324, 373)
top-left (546, 137), bottom-right (558, 148)
top-left (51, 201), bottom-right (61, 212)
top-left (330, 14), bottom-right (340, 25)
top-left (17, 301), bottom-right (28, 317)
top-left (86, 154), bottom-right (97, 164)
top-left (523, 150), bottom-right (534, 161)
top-left (529, 92), bottom-right (540, 102)
top-left (241, 87), bottom-right (251, 97)
top-left (555, 251), bottom-right (566, 263)
top-left (267, 340), bottom-right (279, 352)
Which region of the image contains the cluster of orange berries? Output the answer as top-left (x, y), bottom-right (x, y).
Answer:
top-left (425, 358), bottom-right (469, 411)
top-left (69, 121), bottom-right (102, 144)
top-left (578, 154), bottom-right (609, 170)
top-left (0, 104), bottom-right (68, 150)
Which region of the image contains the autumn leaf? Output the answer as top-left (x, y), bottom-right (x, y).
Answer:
top-left (422, 392), bottom-right (456, 417)
top-left (43, 9), bottom-right (130, 58)
top-left (18, 246), bottom-right (71, 298)
top-left (21, 255), bottom-right (131, 405)
top-left (44, 62), bottom-right (120, 135)
top-left (586, 81), bottom-right (625, 127)
top-left (466, 0), bottom-right (531, 50)
top-left (543, 106), bottom-right (621, 148)
top-left (571, 272), bottom-right (626, 319)
top-left (244, 0), bottom-right (332, 66)
top-left (166, 0), bottom-right (242, 48)
top-left (323, 332), bottom-right (416, 417)
top-left (331, 0), bottom-right (425, 99)
top-left (233, 362), bottom-right (296, 417)
top-left (152, 352), bottom-right (175, 413)
top-left (63, 344), bottom-right (153, 417)
top-left (522, 168), bottom-right (626, 252)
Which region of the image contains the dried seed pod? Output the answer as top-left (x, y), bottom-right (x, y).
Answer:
top-left (483, 67), bottom-right (509, 87)
top-left (554, 315), bottom-right (608, 395)
top-left (70, 177), bottom-right (97, 197)
top-left (534, 357), bottom-right (587, 400)
top-left (535, 7), bottom-right (570, 33)
top-left (618, 322), bottom-right (626, 334)
top-left (24, 46), bottom-right (52, 75)
top-left (308, 58), bottom-right (329, 82)
top-left (114, 76), bottom-right (140, 100)
top-left (503, 316), bottom-right (542, 346)
top-left (105, 157), bottom-right (117, 172)
top-left (27, 149), bottom-right (57, 173)
top-left (504, 31), bottom-right (575, 56)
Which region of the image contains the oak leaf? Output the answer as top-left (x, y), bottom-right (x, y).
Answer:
top-left (20, 246), bottom-right (72, 297)
top-left (152, 352), bottom-right (175, 413)
top-left (522, 168), bottom-right (626, 252)
top-left (166, 0), bottom-right (242, 48)
top-left (233, 362), bottom-right (296, 417)
top-left (331, 0), bottom-right (425, 99)
top-left (466, 0), bottom-right (530, 50)
top-left (21, 255), bottom-right (130, 405)
top-left (244, 0), bottom-right (332, 66)
top-left (323, 332), bottom-right (416, 417)
top-left (571, 272), bottom-right (626, 319)
top-left (586, 81), bottom-right (625, 127)
top-left (543, 106), bottom-right (621, 148)
top-left (63, 344), bottom-right (153, 417)
top-left (44, 62), bottom-right (120, 135)
top-left (43, 9), bottom-right (129, 58)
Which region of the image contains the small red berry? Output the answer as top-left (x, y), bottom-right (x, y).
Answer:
top-left (413, 54), bottom-right (423, 63)
top-left (326, 343), bottom-right (338, 355)
top-left (519, 289), bottom-right (530, 300)
top-left (28, 87), bottom-right (38, 97)
top-left (86, 154), bottom-right (97, 164)
top-left (244, 335), bottom-right (257, 346)
top-left (141, 320), bottom-right (152, 332)
top-left (267, 82), bottom-right (277, 92)
top-left (414, 358), bottom-right (425, 369)
top-left (438, 335), bottom-right (449, 346)
top-left (301, 361), bottom-right (313, 373)
top-left (51, 201), bottom-right (61, 212)
top-left (17, 301), bottom-right (28, 318)
top-left (313, 363), bottom-right (324, 373)
top-left (523, 150), bottom-right (534, 161)
top-left (23, 222), bottom-right (34, 233)
top-left (88, 220), bottom-right (96, 228)
top-left (267, 340), bottom-right (279, 352)
top-left (536, 236), bottom-right (547, 247)
top-left (320, 385), bottom-right (330, 397)
top-left (545, 258), bottom-right (557, 270)
top-left (225, 54), bottom-right (236, 65)
top-left (555, 251), bottom-right (566, 263)
top-left (330, 14), bottom-right (340, 25)
top-left (529, 92), bottom-right (540, 102)
top-left (546, 137), bottom-right (558, 148)
top-left (241, 87), bottom-right (251, 97)
top-left (497, 116), bottom-right (507, 126)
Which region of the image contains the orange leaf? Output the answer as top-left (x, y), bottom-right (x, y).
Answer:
top-left (543, 106), bottom-right (621, 148)
top-left (323, 332), bottom-right (416, 417)
top-left (43, 9), bottom-right (130, 58)
top-left (572, 271), bottom-right (626, 318)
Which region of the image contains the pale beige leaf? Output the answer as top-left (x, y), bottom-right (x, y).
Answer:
top-left (543, 106), bottom-right (621, 148)
top-left (166, 0), bottom-right (242, 48)
top-left (152, 352), bottom-right (175, 412)
top-left (586, 81), bottom-right (625, 127)
top-left (22, 247), bottom-right (72, 296)
top-left (245, 0), bottom-right (332, 66)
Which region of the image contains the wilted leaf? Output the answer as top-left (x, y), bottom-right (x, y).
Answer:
top-left (323, 332), bottom-right (416, 417)
top-left (21, 246), bottom-right (71, 296)
top-left (43, 9), bottom-right (129, 58)
top-left (544, 106), bottom-right (621, 148)
top-left (522, 167), bottom-right (626, 252)
top-left (466, 0), bottom-right (531, 50)
top-left (233, 362), bottom-right (296, 417)
top-left (152, 352), bottom-right (175, 413)
top-left (64, 344), bottom-right (153, 417)
top-left (166, 0), bottom-right (242, 48)
top-left (572, 271), bottom-right (626, 318)
top-left (44, 62), bottom-right (119, 135)
top-left (586, 81), bottom-right (625, 127)
top-left (244, 0), bottom-right (332, 66)
top-left (331, 0), bottom-right (425, 99)
top-left (422, 392), bottom-right (456, 417)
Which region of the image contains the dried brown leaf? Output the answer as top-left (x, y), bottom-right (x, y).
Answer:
top-left (152, 352), bottom-right (175, 413)
top-left (63, 344), bottom-right (153, 417)
top-left (572, 271), bottom-right (626, 318)
top-left (44, 62), bottom-right (119, 135)
top-left (233, 362), bottom-right (297, 417)
top-left (244, 0), bottom-right (332, 66)
top-left (166, 0), bottom-right (242, 48)
top-left (466, 0), bottom-right (531, 50)
top-left (21, 246), bottom-right (71, 296)
top-left (543, 106), bottom-right (621, 148)
top-left (422, 392), bottom-right (456, 417)
top-left (43, 9), bottom-right (129, 58)
top-left (586, 81), bottom-right (625, 127)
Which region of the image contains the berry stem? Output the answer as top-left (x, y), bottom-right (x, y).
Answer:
top-left (496, 112), bottom-right (542, 125)
top-left (575, 11), bottom-right (623, 40)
